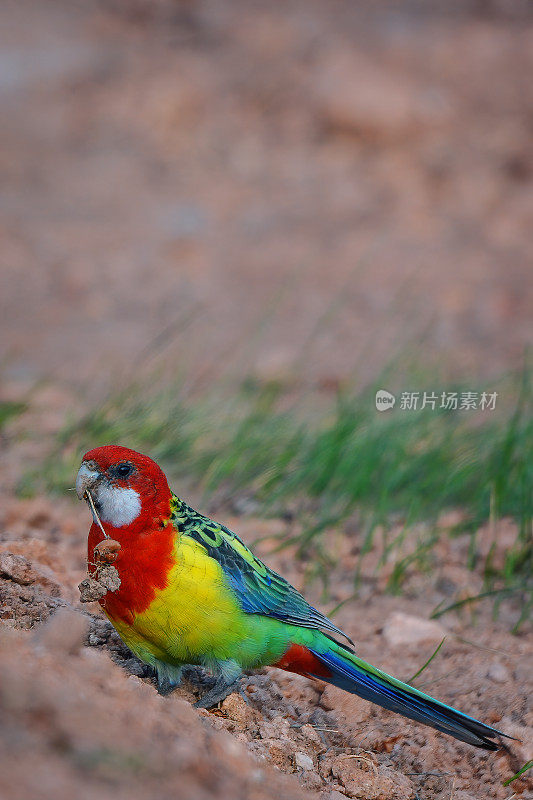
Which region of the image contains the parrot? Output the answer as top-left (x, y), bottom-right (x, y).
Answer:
top-left (76, 444), bottom-right (508, 751)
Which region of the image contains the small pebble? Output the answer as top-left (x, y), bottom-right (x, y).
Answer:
top-left (294, 751), bottom-right (314, 770)
top-left (487, 662), bottom-right (510, 684)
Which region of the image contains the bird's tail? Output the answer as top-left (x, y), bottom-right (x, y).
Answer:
top-left (308, 640), bottom-right (509, 750)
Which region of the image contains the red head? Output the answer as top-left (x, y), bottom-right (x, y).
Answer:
top-left (76, 445), bottom-right (175, 622)
top-left (76, 445), bottom-right (171, 531)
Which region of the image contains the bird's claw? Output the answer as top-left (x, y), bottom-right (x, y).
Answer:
top-left (194, 675), bottom-right (243, 709)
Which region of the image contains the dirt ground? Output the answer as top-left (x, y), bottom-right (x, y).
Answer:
top-left (0, 493), bottom-right (531, 800)
top-left (1, 1), bottom-right (532, 799)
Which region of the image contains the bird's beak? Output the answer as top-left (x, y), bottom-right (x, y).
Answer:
top-left (76, 461), bottom-right (102, 500)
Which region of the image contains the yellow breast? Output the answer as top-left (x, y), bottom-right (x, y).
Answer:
top-left (108, 536), bottom-right (247, 666)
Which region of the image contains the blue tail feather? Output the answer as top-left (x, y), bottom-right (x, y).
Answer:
top-left (310, 646), bottom-right (509, 750)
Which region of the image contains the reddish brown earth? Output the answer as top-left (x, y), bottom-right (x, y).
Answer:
top-left (1, 1), bottom-right (532, 799)
top-left (0, 491), bottom-right (531, 800)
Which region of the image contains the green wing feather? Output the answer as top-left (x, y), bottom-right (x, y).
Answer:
top-left (170, 493), bottom-right (353, 646)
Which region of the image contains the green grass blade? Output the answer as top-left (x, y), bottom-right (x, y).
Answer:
top-left (503, 760), bottom-right (533, 787)
top-left (406, 637), bottom-right (446, 684)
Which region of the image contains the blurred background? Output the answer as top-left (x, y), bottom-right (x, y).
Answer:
top-left (0, 2), bottom-right (532, 799)
top-left (2, 0), bottom-right (532, 390)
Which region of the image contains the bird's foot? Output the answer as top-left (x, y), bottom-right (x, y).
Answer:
top-left (157, 676), bottom-right (177, 696)
top-left (194, 674), bottom-right (243, 709)
top-left (155, 663), bottom-right (183, 696)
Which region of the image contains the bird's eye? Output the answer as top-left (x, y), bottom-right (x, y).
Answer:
top-left (114, 462), bottom-right (134, 479)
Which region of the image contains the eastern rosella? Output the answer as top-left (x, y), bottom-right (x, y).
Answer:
top-left (76, 445), bottom-right (507, 750)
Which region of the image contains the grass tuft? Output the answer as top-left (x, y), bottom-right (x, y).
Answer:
top-left (26, 365), bottom-right (532, 630)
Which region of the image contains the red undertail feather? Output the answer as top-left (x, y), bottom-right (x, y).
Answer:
top-left (273, 643), bottom-right (332, 680)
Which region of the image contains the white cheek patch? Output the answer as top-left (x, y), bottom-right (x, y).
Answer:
top-left (96, 486), bottom-right (142, 527)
